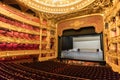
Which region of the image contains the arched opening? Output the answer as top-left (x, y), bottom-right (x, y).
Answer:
top-left (57, 14), bottom-right (104, 62)
top-left (58, 27), bottom-right (104, 62)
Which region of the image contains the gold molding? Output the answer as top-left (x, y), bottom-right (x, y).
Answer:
top-left (0, 35), bottom-right (40, 44)
top-left (104, 1), bottom-right (120, 22)
top-left (0, 50), bottom-right (40, 58)
top-left (57, 13), bottom-right (104, 23)
top-left (0, 21), bottom-right (40, 35)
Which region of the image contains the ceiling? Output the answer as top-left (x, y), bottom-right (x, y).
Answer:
top-left (17, 0), bottom-right (95, 14)
top-left (0, 0), bottom-right (113, 22)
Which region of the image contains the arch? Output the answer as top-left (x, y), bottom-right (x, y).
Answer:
top-left (57, 14), bottom-right (104, 36)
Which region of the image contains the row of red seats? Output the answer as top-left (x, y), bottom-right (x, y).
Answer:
top-left (0, 29), bottom-right (40, 40)
top-left (0, 62), bottom-right (83, 80)
top-left (0, 15), bottom-right (40, 32)
top-left (0, 3), bottom-right (40, 23)
top-left (0, 42), bottom-right (39, 51)
top-left (21, 61), bottom-right (120, 80)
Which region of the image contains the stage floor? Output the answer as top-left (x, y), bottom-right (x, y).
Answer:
top-left (61, 51), bottom-right (104, 61)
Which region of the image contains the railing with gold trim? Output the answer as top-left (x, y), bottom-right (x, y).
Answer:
top-left (0, 21), bottom-right (40, 35)
top-left (0, 50), bottom-right (40, 58)
top-left (0, 2), bottom-right (40, 27)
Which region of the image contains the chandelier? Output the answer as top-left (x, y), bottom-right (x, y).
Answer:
top-left (18, 0), bottom-right (95, 14)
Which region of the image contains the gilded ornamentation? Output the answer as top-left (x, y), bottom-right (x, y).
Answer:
top-left (70, 21), bottom-right (84, 28)
top-left (57, 14), bottom-right (104, 36)
top-left (0, 50), bottom-right (40, 57)
top-left (18, 0), bottom-right (95, 14)
top-left (0, 35), bottom-right (40, 44)
top-left (0, 21), bottom-right (40, 35)
top-left (104, 1), bottom-right (120, 73)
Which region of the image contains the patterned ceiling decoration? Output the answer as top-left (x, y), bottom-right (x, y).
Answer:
top-left (1, 0), bottom-right (113, 21)
top-left (18, 0), bottom-right (95, 14)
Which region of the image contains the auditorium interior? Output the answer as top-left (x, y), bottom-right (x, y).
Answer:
top-left (0, 0), bottom-right (120, 80)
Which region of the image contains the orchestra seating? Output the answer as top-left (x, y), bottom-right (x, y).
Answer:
top-left (0, 62), bottom-right (87, 80)
top-left (0, 60), bottom-right (120, 80)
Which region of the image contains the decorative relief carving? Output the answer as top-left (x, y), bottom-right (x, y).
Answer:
top-left (70, 21), bottom-right (84, 28)
top-left (57, 14), bottom-right (104, 36)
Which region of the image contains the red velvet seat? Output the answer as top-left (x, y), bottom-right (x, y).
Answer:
top-left (0, 16), bottom-right (7, 23)
top-left (27, 44), bottom-right (31, 50)
top-left (33, 44), bottom-right (39, 49)
top-left (34, 28), bottom-right (40, 32)
top-left (19, 32), bottom-right (25, 39)
top-left (24, 44), bottom-right (29, 50)
top-left (13, 31), bottom-right (19, 38)
top-left (6, 43), bottom-right (13, 50)
top-left (0, 30), bottom-right (6, 36)
top-left (20, 44), bottom-right (25, 50)
top-left (0, 42), bottom-right (6, 51)
top-left (14, 21), bottom-right (20, 27)
top-left (12, 43), bottom-right (18, 50)
top-left (29, 44), bottom-right (33, 50)
top-left (6, 31), bottom-right (14, 37)
top-left (23, 24), bottom-right (28, 29)
top-left (24, 33), bottom-right (28, 39)
top-left (35, 36), bottom-right (39, 40)
top-left (17, 43), bottom-right (23, 50)
top-left (33, 44), bottom-right (37, 50)
top-left (7, 19), bottom-right (14, 25)
top-left (27, 25), bottom-right (33, 30)
top-left (21, 23), bottom-right (26, 28)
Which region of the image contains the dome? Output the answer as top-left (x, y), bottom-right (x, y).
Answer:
top-left (18, 0), bottom-right (95, 14)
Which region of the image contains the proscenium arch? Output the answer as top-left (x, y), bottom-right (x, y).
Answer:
top-left (57, 14), bottom-right (104, 36)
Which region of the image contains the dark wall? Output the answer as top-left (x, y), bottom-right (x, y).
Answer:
top-left (58, 37), bottom-right (62, 59)
top-left (61, 36), bottom-right (73, 50)
top-left (100, 33), bottom-right (104, 60)
top-left (100, 33), bottom-right (103, 51)
top-left (58, 36), bottom-right (73, 59)
top-left (62, 27), bottom-right (96, 36)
